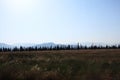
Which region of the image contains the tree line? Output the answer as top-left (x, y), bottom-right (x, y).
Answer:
top-left (0, 43), bottom-right (120, 52)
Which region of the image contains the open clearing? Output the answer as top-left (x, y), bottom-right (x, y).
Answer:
top-left (0, 49), bottom-right (120, 80)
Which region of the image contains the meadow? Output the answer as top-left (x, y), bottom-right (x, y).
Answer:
top-left (0, 49), bottom-right (120, 80)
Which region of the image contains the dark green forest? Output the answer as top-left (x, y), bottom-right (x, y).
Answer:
top-left (0, 43), bottom-right (120, 52)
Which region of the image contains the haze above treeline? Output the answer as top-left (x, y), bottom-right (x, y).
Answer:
top-left (0, 42), bottom-right (119, 49)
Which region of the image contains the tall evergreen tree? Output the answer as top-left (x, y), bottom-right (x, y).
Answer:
top-left (77, 43), bottom-right (80, 49)
top-left (20, 46), bottom-right (24, 51)
top-left (0, 48), bottom-right (2, 52)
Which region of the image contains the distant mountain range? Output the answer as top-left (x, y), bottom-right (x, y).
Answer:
top-left (0, 42), bottom-right (115, 48)
top-left (0, 43), bottom-right (14, 48)
top-left (0, 42), bottom-right (58, 48)
top-left (34, 42), bottom-right (56, 48)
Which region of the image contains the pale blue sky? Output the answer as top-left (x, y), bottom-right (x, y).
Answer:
top-left (0, 0), bottom-right (120, 44)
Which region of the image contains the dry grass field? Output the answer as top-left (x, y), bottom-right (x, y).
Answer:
top-left (0, 49), bottom-right (120, 80)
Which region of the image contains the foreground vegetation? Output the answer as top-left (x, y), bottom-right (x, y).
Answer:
top-left (0, 49), bottom-right (120, 80)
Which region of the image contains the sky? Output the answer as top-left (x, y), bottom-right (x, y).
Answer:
top-left (0, 0), bottom-right (120, 44)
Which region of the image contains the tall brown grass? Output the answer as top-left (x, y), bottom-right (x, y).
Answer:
top-left (0, 49), bottom-right (120, 80)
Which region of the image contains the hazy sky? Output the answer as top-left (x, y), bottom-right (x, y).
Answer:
top-left (0, 0), bottom-right (120, 44)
